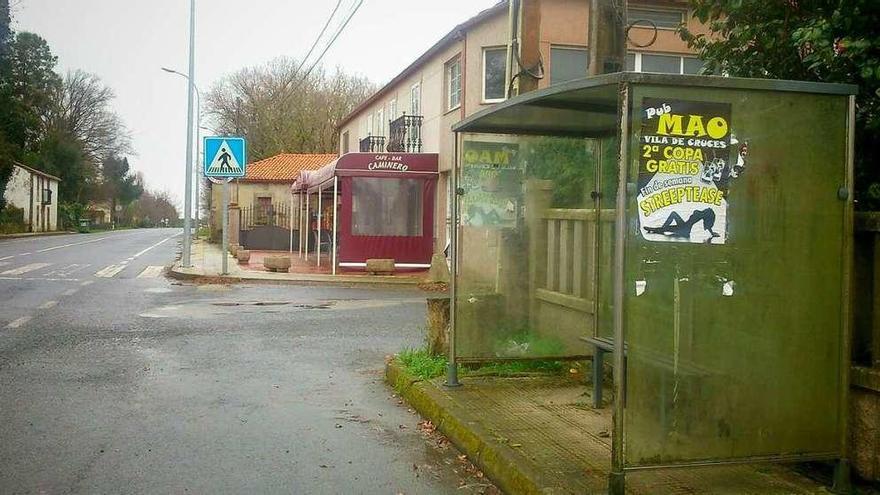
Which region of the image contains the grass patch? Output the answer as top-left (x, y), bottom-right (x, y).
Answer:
top-left (394, 346), bottom-right (567, 381)
top-left (396, 348), bottom-right (448, 380)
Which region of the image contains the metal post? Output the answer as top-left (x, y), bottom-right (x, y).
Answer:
top-left (221, 180), bottom-right (229, 276)
top-left (446, 133), bottom-right (461, 388)
top-left (305, 192), bottom-right (310, 260)
top-left (832, 94), bottom-right (857, 495)
top-left (194, 90), bottom-right (201, 234)
top-left (317, 185), bottom-right (322, 267)
top-left (332, 176), bottom-right (338, 276)
top-left (609, 82), bottom-right (629, 495)
top-left (181, 0), bottom-right (195, 267)
top-left (298, 192), bottom-right (304, 258)
top-left (289, 191), bottom-right (294, 253)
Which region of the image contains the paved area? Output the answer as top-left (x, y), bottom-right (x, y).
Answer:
top-left (393, 368), bottom-right (836, 494)
top-left (0, 229), bottom-right (494, 493)
top-left (174, 239), bottom-right (422, 285)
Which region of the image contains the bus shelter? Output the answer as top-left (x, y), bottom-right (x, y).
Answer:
top-left (449, 72), bottom-right (857, 491)
top-left (291, 152), bottom-right (438, 274)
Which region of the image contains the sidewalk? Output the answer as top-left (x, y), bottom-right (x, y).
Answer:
top-left (170, 239), bottom-right (424, 286)
top-left (0, 230), bottom-right (76, 240)
top-left (386, 362), bottom-right (833, 495)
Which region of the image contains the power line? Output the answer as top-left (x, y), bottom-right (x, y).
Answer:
top-left (296, 0), bottom-right (364, 88)
top-left (293, 0), bottom-right (344, 78)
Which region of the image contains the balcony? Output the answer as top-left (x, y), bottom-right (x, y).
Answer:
top-left (359, 135), bottom-right (386, 153)
top-left (387, 114), bottom-right (423, 153)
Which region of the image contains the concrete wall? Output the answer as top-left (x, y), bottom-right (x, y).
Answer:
top-left (5, 164), bottom-right (59, 232)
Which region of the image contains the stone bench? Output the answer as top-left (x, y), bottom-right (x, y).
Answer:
top-left (366, 258), bottom-right (395, 275)
top-left (237, 250), bottom-right (250, 264)
top-left (264, 255), bottom-right (291, 273)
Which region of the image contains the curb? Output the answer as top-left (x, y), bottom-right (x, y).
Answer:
top-left (168, 264), bottom-right (424, 289)
top-left (385, 361), bottom-right (554, 495)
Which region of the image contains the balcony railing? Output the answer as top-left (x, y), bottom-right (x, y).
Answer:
top-left (387, 114), bottom-right (423, 153)
top-left (359, 135), bottom-right (386, 153)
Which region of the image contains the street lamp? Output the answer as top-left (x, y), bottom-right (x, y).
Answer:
top-left (164, 0), bottom-right (195, 267)
top-left (161, 66), bottom-right (202, 240)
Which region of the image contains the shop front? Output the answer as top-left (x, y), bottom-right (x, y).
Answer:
top-left (291, 153), bottom-right (439, 274)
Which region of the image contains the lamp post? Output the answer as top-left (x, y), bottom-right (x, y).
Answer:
top-left (162, 66), bottom-right (202, 238)
top-left (165, 0), bottom-right (195, 266)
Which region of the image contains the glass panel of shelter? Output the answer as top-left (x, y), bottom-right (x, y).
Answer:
top-left (454, 132), bottom-right (617, 361)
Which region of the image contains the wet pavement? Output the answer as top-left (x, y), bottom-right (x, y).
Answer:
top-left (0, 230), bottom-right (494, 494)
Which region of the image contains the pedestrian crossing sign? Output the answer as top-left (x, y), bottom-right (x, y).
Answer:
top-left (204, 137), bottom-right (247, 178)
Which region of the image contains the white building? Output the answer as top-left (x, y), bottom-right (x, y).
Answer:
top-left (4, 162), bottom-right (60, 232)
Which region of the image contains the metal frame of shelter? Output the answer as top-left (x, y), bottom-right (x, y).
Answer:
top-left (449, 72), bottom-right (858, 493)
top-left (290, 170), bottom-right (340, 274)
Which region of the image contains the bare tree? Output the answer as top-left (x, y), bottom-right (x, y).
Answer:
top-left (42, 70), bottom-right (132, 164)
top-left (205, 57), bottom-right (374, 161)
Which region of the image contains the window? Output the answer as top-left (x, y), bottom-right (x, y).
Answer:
top-left (41, 188), bottom-right (52, 205)
top-left (376, 108), bottom-right (385, 137)
top-left (366, 113), bottom-right (374, 136)
top-left (628, 7), bottom-right (684, 29)
top-left (550, 46), bottom-right (589, 85)
top-left (682, 57), bottom-right (704, 74)
top-left (341, 131), bottom-right (350, 154)
top-left (351, 177), bottom-right (423, 237)
top-left (483, 47), bottom-right (507, 102)
top-left (641, 53), bottom-right (681, 73)
top-left (628, 52), bottom-right (705, 75)
top-left (446, 57), bottom-right (462, 111)
top-left (410, 83), bottom-right (421, 116)
top-left (389, 98), bottom-right (398, 121)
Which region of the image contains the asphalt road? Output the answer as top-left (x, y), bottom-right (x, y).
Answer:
top-left (0, 229), bottom-right (491, 494)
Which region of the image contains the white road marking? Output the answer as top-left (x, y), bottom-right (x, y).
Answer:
top-left (38, 300), bottom-right (57, 309)
top-left (81, 280), bottom-right (93, 286)
top-left (62, 288), bottom-right (78, 296)
top-left (136, 265), bottom-right (165, 278)
top-left (34, 234), bottom-right (124, 253)
top-left (1, 263), bottom-right (52, 275)
top-left (0, 255), bottom-right (14, 261)
top-left (19, 252), bottom-right (31, 256)
top-left (6, 316), bottom-right (31, 329)
top-left (36, 238), bottom-right (107, 253)
top-left (131, 233), bottom-right (181, 259)
top-left (95, 264), bottom-right (127, 278)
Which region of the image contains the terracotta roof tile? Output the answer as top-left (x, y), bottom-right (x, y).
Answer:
top-left (240, 153), bottom-right (337, 182)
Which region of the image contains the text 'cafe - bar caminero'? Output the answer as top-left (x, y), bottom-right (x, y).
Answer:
top-left (290, 152), bottom-right (439, 274)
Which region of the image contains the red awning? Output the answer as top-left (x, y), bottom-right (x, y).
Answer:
top-left (291, 153), bottom-right (438, 193)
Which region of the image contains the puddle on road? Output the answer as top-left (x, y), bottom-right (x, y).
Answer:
top-left (137, 295), bottom-right (423, 320)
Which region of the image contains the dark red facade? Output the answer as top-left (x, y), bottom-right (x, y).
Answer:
top-left (297, 153), bottom-right (439, 270)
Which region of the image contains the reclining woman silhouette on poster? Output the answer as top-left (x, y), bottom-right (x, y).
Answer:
top-left (643, 207), bottom-right (720, 242)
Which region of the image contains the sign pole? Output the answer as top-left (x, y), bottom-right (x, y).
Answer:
top-left (221, 179), bottom-right (229, 275)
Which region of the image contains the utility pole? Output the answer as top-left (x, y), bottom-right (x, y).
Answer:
top-left (181, 0), bottom-right (196, 267)
top-left (588, 0), bottom-right (626, 76)
top-left (505, 0), bottom-right (543, 98)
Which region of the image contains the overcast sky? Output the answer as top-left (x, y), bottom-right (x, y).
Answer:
top-left (12, 0), bottom-right (499, 211)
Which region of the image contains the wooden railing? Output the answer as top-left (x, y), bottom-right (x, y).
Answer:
top-left (854, 212), bottom-right (880, 368)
